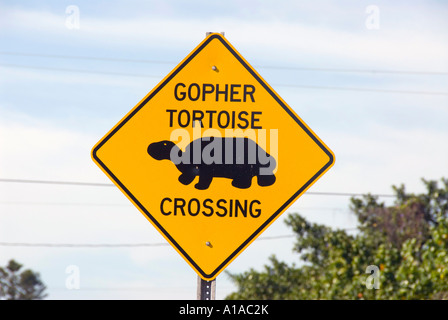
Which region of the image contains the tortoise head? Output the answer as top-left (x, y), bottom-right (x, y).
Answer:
top-left (147, 140), bottom-right (177, 160)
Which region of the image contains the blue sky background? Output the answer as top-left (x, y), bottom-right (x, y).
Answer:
top-left (0, 0), bottom-right (447, 299)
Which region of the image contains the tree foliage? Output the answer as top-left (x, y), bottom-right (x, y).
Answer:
top-left (0, 259), bottom-right (47, 300)
top-left (226, 178), bottom-right (448, 299)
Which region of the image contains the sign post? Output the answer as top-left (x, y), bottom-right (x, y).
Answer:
top-left (197, 275), bottom-right (216, 300)
top-left (91, 32), bottom-right (335, 297)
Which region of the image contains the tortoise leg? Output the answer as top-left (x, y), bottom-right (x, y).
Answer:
top-left (178, 173), bottom-right (195, 185)
top-left (195, 173), bottom-right (213, 190)
top-left (232, 175), bottom-right (252, 189)
top-left (257, 174), bottom-right (276, 187)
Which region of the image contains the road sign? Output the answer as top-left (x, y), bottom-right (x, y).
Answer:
top-left (91, 33), bottom-right (335, 280)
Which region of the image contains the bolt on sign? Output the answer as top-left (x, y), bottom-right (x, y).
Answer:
top-left (91, 33), bottom-right (335, 280)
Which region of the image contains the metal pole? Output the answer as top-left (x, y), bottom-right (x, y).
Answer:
top-left (206, 31), bottom-right (225, 36)
top-left (195, 31), bottom-right (223, 301)
top-left (197, 276), bottom-right (216, 300)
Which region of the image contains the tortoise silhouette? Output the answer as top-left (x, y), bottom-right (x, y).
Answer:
top-left (147, 137), bottom-right (276, 190)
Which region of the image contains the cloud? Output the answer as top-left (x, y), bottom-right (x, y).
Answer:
top-left (2, 4), bottom-right (447, 71)
top-left (0, 115), bottom-right (95, 180)
top-left (0, 66), bottom-right (153, 89)
top-left (325, 123), bottom-right (448, 195)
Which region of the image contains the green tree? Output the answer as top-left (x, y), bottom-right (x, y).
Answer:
top-left (226, 178), bottom-right (448, 300)
top-left (0, 259), bottom-right (47, 300)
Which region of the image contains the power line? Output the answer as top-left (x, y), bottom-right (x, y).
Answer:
top-left (0, 63), bottom-right (159, 79)
top-left (0, 51), bottom-right (174, 65)
top-left (48, 286), bottom-right (192, 291)
top-left (0, 178), bottom-right (113, 187)
top-left (0, 201), bottom-right (352, 213)
top-left (259, 65), bottom-right (448, 76)
top-left (0, 242), bottom-right (169, 248)
top-left (1, 63), bottom-right (447, 96)
top-left (0, 230), bottom-right (359, 248)
top-left (0, 178), bottom-right (396, 197)
top-left (0, 235), bottom-right (297, 248)
top-left (304, 191), bottom-right (395, 198)
top-left (2, 51), bottom-right (448, 76)
top-left (0, 201), bottom-right (130, 207)
top-left (274, 83), bottom-right (448, 96)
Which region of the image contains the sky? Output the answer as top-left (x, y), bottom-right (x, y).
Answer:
top-left (0, 0), bottom-right (447, 300)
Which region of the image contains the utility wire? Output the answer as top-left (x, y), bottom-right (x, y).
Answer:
top-left (0, 230), bottom-right (359, 248)
top-left (0, 178), bottom-right (396, 197)
top-left (0, 201), bottom-right (351, 213)
top-left (0, 242), bottom-right (169, 248)
top-left (0, 51), bottom-right (174, 65)
top-left (48, 286), bottom-right (193, 291)
top-left (0, 201), bottom-right (130, 207)
top-left (0, 178), bottom-right (113, 187)
top-left (2, 51), bottom-right (448, 76)
top-left (259, 65), bottom-right (448, 76)
top-left (274, 83), bottom-right (448, 96)
top-left (1, 63), bottom-right (447, 96)
top-left (0, 63), bottom-right (158, 79)
top-left (0, 235), bottom-right (296, 248)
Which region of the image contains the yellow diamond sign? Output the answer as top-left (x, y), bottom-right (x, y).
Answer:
top-left (91, 33), bottom-right (335, 280)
